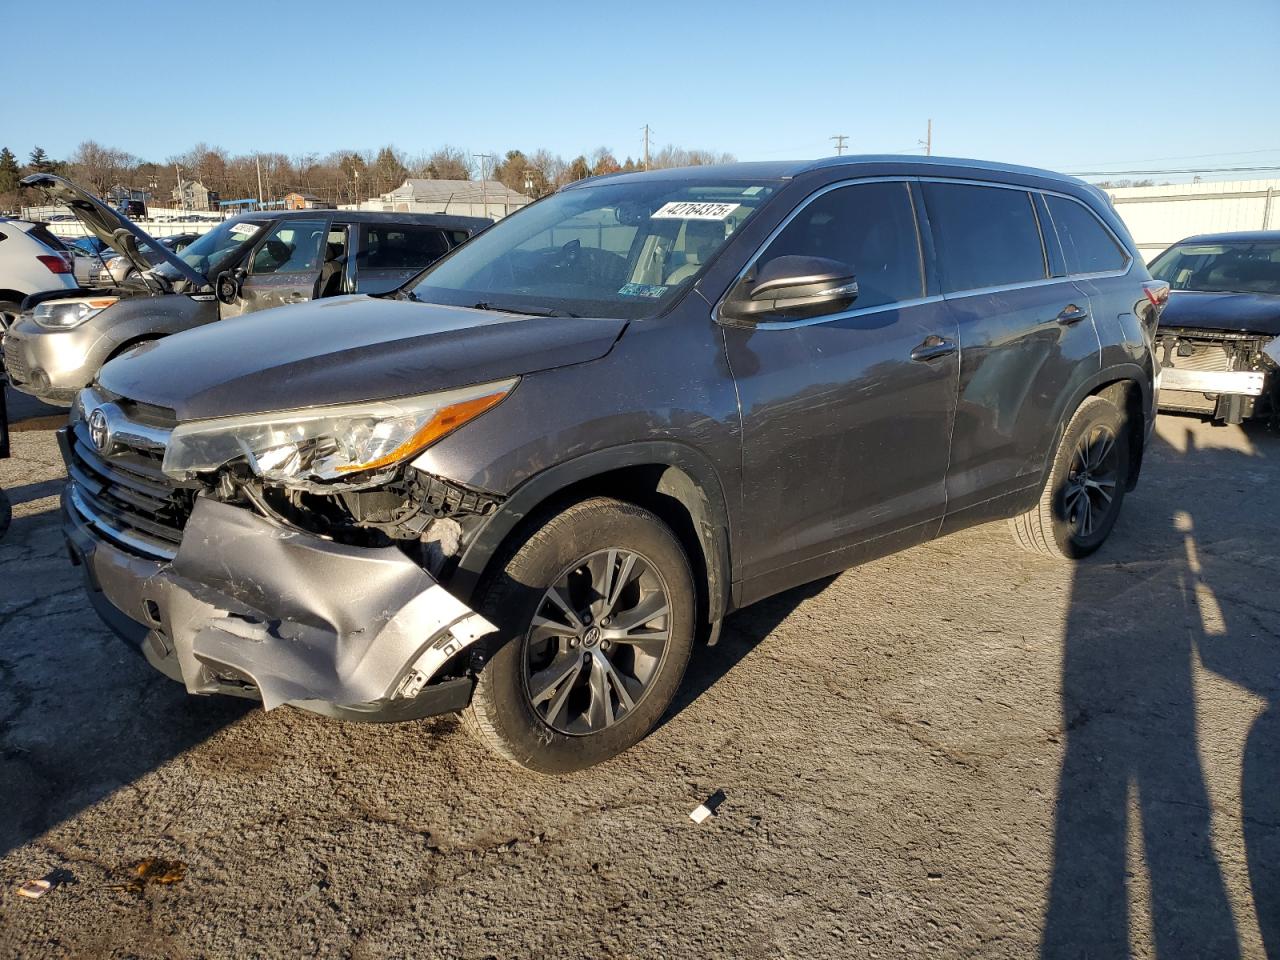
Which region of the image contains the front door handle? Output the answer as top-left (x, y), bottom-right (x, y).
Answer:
top-left (910, 335), bottom-right (957, 362)
top-left (1057, 304), bottom-right (1090, 325)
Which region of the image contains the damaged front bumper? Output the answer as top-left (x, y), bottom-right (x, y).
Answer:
top-left (63, 488), bottom-right (495, 722)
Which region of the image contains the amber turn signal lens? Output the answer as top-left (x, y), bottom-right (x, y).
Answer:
top-left (335, 390), bottom-right (510, 473)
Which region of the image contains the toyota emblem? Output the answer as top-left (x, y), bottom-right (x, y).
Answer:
top-left (88, 408), bottom-right (112, 453)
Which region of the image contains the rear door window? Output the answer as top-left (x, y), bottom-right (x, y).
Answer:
top-left (1045, 195), bottom-right (1129, 275)
top-left (251, 218), bottom-right (328, 274)
top-left (923, 183), bottom-right (1047, 293)
top-left (360, 225), bottom-right (451, 271)
top-left (755, 181), bottom-right (924, 309)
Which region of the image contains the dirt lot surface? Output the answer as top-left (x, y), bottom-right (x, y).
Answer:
top-left (0, 403), bottom-right (1277, 959)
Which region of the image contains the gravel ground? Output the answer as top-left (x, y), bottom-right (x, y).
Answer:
top-left (0, 409), bottom-right (1276, 959)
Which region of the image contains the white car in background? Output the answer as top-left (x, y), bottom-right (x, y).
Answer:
top-left (0, 219), bottom-right (78, 326)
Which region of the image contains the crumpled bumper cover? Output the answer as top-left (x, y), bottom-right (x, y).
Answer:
top-left (65, 492), bottom-right (495, 721)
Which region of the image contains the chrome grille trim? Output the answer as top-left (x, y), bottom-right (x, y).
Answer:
top-left (66, 411), bottom-right (193, 562)
top-left (68, 484), bottom-right (179, 561)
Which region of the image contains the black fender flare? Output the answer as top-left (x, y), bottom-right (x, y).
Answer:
top-left (449, 441), bottom-right (734, 625)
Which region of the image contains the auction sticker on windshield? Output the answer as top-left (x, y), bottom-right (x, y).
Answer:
top-left (651, 201), bottom-right (741, 220)
top-left (230, 223), bottom-right (263, 238)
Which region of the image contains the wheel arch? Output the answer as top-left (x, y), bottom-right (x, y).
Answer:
top-left (450, 443), bottom-right (734, 632)
top-left (1041, 363), bottom-right (1152, 495)
top-left (106, 333), bottom-right (164, 362)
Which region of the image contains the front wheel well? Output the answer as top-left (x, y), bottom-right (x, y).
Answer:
top-left (107, 334), bottom-right (164, 361)
top-left (471, 464), bottom-right (725, 637)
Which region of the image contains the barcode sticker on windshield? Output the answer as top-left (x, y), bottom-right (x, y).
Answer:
top-left (230, 223), bottom-right (262, 237)
top-left (651, 201), bottom-right (741, 221)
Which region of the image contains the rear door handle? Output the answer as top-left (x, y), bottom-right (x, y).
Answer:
top-left (1057, 304), bottom-right (1090, 325)
top-left (910, 335), bottom-right (957, 362)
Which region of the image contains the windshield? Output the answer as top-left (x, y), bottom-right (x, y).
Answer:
top-left (1150, 240), bottom-right (1280, 296)
top-left (412, 179), bottom-right (779, 319)
top-left (153, 218), bottom-right (267, 280)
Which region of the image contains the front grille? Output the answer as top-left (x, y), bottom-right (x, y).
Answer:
top-left (3, 347), bottom-right (29, 384)
top-left (1156, 328), bottom-right (1273, 414)
top-left (66, 418), bottom-right (194, 561)
top-left (1159, 340), bottom-right (1232, 373)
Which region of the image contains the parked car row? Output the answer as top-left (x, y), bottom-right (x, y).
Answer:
top-left (12, 157), bottom-right (1171, 774)
top-left (3, 174), bottom-right (490, 404)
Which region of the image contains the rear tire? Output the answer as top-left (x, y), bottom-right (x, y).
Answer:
top-left (1010, 395), bottom-right (1130, 559)
top-left (463, 497), bottom-right (695, 774)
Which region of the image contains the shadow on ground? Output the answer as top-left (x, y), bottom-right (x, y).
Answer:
top-left (1042, 420), bottom-right (1280, 958)
top-left (0, 503), bottom-right (252, 858)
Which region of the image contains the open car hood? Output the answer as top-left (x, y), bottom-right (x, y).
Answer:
top-left (19, 173), bottom-right (208, 288)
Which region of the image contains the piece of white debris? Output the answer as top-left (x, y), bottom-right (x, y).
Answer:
top-left (689, 789), bottom-right (727, 823)
top-left (17, 878), bottom-right (52, 900)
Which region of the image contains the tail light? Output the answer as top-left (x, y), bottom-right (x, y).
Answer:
top-left (37, 254), bottom-right (72, 275)
top-left (1143, 281), bottom-right (1170, 310)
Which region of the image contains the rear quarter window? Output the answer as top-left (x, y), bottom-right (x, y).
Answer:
top-left (28, 225), bottom-right (68, 253)
top-left (1045, 195), bottom-right (1129, 275)
top-left (361, 225), bottom-right (451, 270)
top-left (923, 183), bottom-right (1047, 293)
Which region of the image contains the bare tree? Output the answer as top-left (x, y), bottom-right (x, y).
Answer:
top-left (70, 141), bottom-right (138, 193)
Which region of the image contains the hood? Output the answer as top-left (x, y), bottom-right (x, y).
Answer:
top-left (19, 173), bottom-right (207, 288)
top-left (99, 296), bottom-right (628, 421)
top-left (1160, 290), bottom-right (1280, 336)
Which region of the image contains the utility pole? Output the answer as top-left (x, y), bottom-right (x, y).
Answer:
top-left (255, 154), bottom-right (264, 208)
top-left (174, 163), bottom-right (185, 211)
top-left (830, 134), bottom-right (848, 156)
top-left (642, 125), bottom-right (652, 170)
top-left (919, 119), bottom-right (932, 157)
top-left (475, 153), bottom-right (494, 217)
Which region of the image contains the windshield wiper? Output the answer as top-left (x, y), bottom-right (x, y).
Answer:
top-left (469, 301), bottom-right (580, 318)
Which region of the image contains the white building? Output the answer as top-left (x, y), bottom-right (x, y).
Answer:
top-left (1102, 179), bottom-right (1280, 261)
top-left (357, 179), bottom-right (533, 220)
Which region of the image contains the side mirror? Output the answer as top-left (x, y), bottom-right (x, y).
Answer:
top-left (215, 268), bottom-right (244, 305)
top-left (720, 255), bottom-right (858, 325)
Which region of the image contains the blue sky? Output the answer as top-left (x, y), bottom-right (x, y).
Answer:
top-left (3, 0), bottom-right (1278, 182)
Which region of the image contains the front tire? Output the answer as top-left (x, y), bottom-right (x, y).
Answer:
top-left (1010, 395), bottom-right (1130, 559)
top-left (463, 497), bottom-right (695, 774)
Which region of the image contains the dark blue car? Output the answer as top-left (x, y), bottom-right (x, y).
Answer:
top-left (1150, 230), bottom-right (1280, 422)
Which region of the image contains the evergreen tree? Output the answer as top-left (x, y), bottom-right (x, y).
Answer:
top-left (28, 146), bottom-right (54, 172)
top-left (0, 148), bottom-right (20, 194)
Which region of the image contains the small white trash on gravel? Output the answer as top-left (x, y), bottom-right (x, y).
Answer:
top-left (690, 789), bottom-right (727, 823)
top-left (16, 878), bottom-right (52, 900)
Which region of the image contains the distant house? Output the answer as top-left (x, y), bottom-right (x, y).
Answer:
top-left (171, 179), bottom-right (211, 211)
top-left (105, 184), bottom-right (149, 206)
top-left (284, 191), bottom-right (333, 210)
top-left (379, 179), bottom-right (531, 218)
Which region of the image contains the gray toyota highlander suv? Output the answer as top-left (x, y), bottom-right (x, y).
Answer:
top-left (60, 156), bottom-right (1164, 772)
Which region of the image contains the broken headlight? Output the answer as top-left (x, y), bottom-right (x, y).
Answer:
top-left (161, 379), bottom-right (517, 485)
